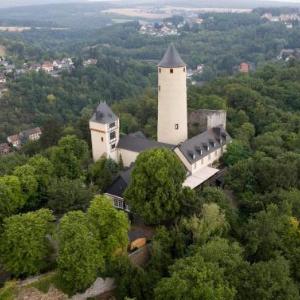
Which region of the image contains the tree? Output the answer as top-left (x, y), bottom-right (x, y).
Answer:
top-left (88, 157), bottom-right (119, 192)
top-left (182, 203), bottom-right (229, 245)
top-left (57, 211), bottom-right (104, 293)
top-left (87, 195), bottom-right (129, 260)
top-left (113, 257), bottom-right (150, 300)
top-left (223, 141), bottom-right (251, 166)
top-left (0, 176), bottom-right (25, 222)
top-left (238, 256), bottom-right (299, 300)
top-left (244, 204), bottom-right (293, 261)
top-left (154, 253), bottom-right (235, 300)
top-left (196, 238), bottom-right (247, 289)
top-left (46, 177), bottom-right (93, 215)
top-left (39, 118), bottom-right (63, 149)
top-left (13, 164), bottom-right (38, 201)
top-left (0, 209), bottom-right (54, 276)
top-left (199, 187), bottom-right (237, 225)
top-left (124, 148), bottom-right (186, 224)
top-left (49, 135), bottom-right (89, 179)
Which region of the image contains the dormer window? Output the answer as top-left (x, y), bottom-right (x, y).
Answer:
top-left (170, 68), bottom-right (174, 74)
top-left (188, 150), bottom-right (196, 160)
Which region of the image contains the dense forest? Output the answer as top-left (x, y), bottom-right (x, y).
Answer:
top-left (1, 58), bottom-right (300, 299)
top-left (1, 4), bottom-right (300, 299)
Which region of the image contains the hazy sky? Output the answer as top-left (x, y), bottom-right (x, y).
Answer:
top-left (1, 0), bottom-right (300, 8)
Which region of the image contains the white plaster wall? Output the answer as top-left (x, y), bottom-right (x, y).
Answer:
top-left (157, 66), bottom-right (188, 145)
top-left (89, 119), bottom-right (119, 162)
top-left (175, 145), bottom-right (227, 175)
top-left (118, 148), bottom-right (139, 167)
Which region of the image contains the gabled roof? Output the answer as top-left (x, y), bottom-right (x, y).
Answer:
top-left (158, 44), bottom-right (186, 68)
top-left (106, 166), bottom-right (134, 198)
top-left (118, 132), bottom-right (174, 153)
top-left (177, 126), bottom-right (231, 164)
top-left (90, 102), bottom-right (118, 124)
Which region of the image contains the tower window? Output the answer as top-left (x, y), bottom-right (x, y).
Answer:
top-left (170, 68), bottom-right (174, 74)
top-left (110, 131), bottom-right (116, 140)
top-left (111, 144), bottom-right (116, 150)
top-left (175, 124), bottom-right (179, 130)
top-left (183, 67), bottom-right (186, 72)
top-left (109, 122), bottom-right (115, 128)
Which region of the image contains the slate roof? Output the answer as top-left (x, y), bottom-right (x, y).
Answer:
top-left (177, 126), bottom-right (231, 164)
top-left (118, 132), bottom-right (174, 153)
top-left (20, 127), bottom-right (42, 138)
top-left (106, 166), bottom-right (134, 198)
top-left (158, 44), bottom-right (186, 68)
top-left (90, 102), bottom-right (118, 124)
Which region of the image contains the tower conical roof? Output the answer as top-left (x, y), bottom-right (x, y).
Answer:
top-left (158, 44), bottom-right (186, 68)
top-left (91, 102), bottom-right (117, 124)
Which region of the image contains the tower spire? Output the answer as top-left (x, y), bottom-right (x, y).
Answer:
top-left (158, 43), bottom-right (186, 68)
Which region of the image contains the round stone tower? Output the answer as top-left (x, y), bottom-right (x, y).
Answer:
top-left (157, 44), bottom-right (188, 145)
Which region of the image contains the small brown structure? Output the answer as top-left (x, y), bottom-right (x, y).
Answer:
top-left (0, 143), bottom-right (11, 155)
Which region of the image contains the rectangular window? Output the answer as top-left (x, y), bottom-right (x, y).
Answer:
top-left (110, 131), bottom-right (116, 140)
top-left (109, 122), bottom-right (115, 128)
top-left (101, 137), bottom-right (104, 142)
top-left (111, 144), bottom-right (116, 150)
top-left (170, 68), bottom-right (174, 74)
top-left (158, 85), bottom-right (161, 91)
top-left (175, 124), bottom-right (179, 130)
top-left (159, 68), bottom-right (161, 73)
top-left (183, 67), bottom-right (186, 72)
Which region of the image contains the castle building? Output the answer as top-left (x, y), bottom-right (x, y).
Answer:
top-left (89, 44), bottom-right (231, 208)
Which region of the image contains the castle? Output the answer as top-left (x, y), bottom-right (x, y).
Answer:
top-left (89, 44), bottom-right (231, 207)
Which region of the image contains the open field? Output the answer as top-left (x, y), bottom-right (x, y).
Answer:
top-left (103, 5), bottom-right (252, 20)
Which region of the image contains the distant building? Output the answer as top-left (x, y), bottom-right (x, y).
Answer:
top-left (20, 127), bottom-right (42, 143)
top-left (278, 49), bottom-right (300, 61)
top-left (0, 143), bottom-right (11, 155)
top-left (239, 62), bottom-right (250, 74)
top-left (7, 134), bottom-right (21, 148)
top-left (83, 59), bottom-right (98, 67)
top-left (41, 61), bottom-right (54, 73)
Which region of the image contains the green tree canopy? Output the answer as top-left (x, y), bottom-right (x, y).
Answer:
top-left (46, 177), bottom-right (93, 215)
top-left (0, 175), bottom-right (25, 222)
top-left (0, 209), bottom-right (54, 276)
top-left (124, 148), bottom-right (186, 224)
top-left (154, 253), bottom-right (235, 300)
top-left (87, 195), bottom-right (129, 259)
top-left (57, 210), bottom-right (104, 293)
